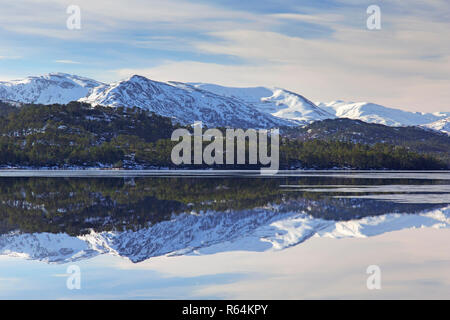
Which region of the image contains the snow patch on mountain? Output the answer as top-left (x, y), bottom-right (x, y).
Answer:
top-left (189, 83), bottom-right (334, 123)
top-left (317, 100), bottom-right (450, 127)
top-left (0, 73), bottom-right (104, 104)
top-left (422, 117), bottom-right (450, 135)
top-left (80, 75), bottom-right (292, 128)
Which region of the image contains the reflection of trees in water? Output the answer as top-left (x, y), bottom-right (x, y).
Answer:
top-left (0, 177), bottom-right (446, 236)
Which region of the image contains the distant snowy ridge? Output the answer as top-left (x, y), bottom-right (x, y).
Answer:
top-left (0, 73), bottom-right (104, 105)
top-left (0, 205), bottom-right (448, 264)
top-left (317, 100), bottom-right (450, 127)
top-left (421, 117), bottom-right (450, 135)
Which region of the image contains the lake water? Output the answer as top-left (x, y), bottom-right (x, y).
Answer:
top-left (0, 170), bottom-right (449, 299)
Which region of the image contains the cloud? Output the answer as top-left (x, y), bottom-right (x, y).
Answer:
top-left (114, 55), bottom-right (450, 113)
top-left (0, 0), bottom-right (258, 40)
top-left (105, 1), bottom-right (449, 112)
top-left (113, 3), bottom-right (450, 113)
top-left (1, 0), bottom-right (449, 112)
top-left (0, 55), bottom-right (21, 60)
top-left (54, 59), bottom-right (80, 64)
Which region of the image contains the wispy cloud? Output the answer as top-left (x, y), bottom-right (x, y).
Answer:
top-left (0, 55), bottom-right (21, 60)
top-left (54, 59), bottom-right (80, 64)
top-left (112, 1), bottom-right (450, 112)
top-left (0, 0), bottom-right (449, 112)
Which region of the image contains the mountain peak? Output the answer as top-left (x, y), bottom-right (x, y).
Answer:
top-left (189, 83), bottom-right (333, 123)
top-left (80, 77), bottom-right (292, 128)
top-left (127, 74), bottom-right (148, 81)
top-left (48, 72), bottom-right (72, 77)
top-left (0, 73), bottom-right (103, 104)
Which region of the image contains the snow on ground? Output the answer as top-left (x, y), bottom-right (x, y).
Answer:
top-left (422, 117), bottom-right (450, 135)
top-left (317, 100), bottom-right (450, 127)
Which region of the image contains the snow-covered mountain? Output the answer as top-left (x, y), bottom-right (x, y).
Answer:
top-left (0, 72), bottom-right (103, 105)
top-left (317, 100), bottom-right (450, 127)
top-left (188, 83), bottom-right (334, 123)
top-left (422, 117), bottom-right (450, 135)
top-left (1, 72), bottom-right (449, 131)
top-left (79, 75), bottom-right (292, 128)
top-left (0, 205), bottom-right (448, 264)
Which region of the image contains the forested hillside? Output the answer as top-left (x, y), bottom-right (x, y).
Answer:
top-left (0, 102), bottom-right (447, 169)
top-left (282, 118), bottom-right (450, 164)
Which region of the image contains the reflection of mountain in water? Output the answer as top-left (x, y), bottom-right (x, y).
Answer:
top-left (1, 204), bottom-right (449, 264)
top-left (0, 176), bottom-right (448, 263)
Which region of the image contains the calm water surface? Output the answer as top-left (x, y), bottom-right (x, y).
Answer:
top-left (0, 170), bottom-right (449, 299)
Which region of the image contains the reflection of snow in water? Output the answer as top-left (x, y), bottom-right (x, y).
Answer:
top-left (280, 184), bottom-right (450, 203)
top-left (337, 194), bottom-right (450, 204)
top-left (281, 185), bottom-right (450, 193)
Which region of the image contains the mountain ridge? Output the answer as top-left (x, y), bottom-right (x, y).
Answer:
top-left (0, 73), bottom-right (448, 132)
top-left (0, 72), bottom-right (104, 105)
top-left (317, 100), bottom-right (450, 128)
top-left (422, 117), bottom-right (450, 135)
top-left (187, 82), bottom-right (334, 123)
top-left (78, 74), bottom-right (292, 128)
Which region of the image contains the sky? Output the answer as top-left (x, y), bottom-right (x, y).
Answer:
top-left (1, 228), bottom-right (450, 299)
top-left (0, 0), bottom-right (449, 112)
